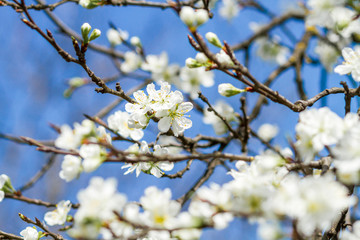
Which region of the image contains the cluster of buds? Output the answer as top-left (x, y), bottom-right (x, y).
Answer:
top-left (81, 23), bottom-right (101, 44)
top-left (179, 6), bottom-right (209, 31)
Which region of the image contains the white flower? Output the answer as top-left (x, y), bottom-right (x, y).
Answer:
top-left (203, 100), bottom-right (238, 135)
top-left (219, 0), bottom-right (241, 21)
top-left (179, 67), bottom-right (214, 98)
top-left (106, 28), bottom-right (129, 46)
top-left (120, 51), bottom-right (142, 73)
top-left (20, 227), bottom-right (39, 240)
top-left (141, 52), bottom-right (180, 84)
top-left (79, 144), bottom-right (107, 172)
top-left (295, 107), bottom-right (344, 162)
top-left (140, 186), bottom-right (181, 228)
top-left (107, 110), bottom-right (144, 140)
top-left (257, 123), bottom-right (279, 141)
top-left (59, 155), bottom-right (82, 182)
top-left (44, 200), bottom-right (72, 226)
top-left (156, 100), bottom-right (193, 136)
top-left (55, 125), bottom-right (81, 150)
top-left (147, 81), bottom-right (180, 111)
top-left (272, 174), bottom-right (355, 236)
top-left (334, 47), bottom-right (360, 82)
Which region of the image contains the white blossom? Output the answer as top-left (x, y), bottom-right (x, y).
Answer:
top-left (156, 100), bottom-right (193, 136)
top-left (203, 100), bottom-right (238, 135)
top-left (79, 144), bottom-right (107, 172)
top-left (295, 107), bottom-right (344, 162)
top-left (44, 200), bottom-right (71, 226)
top-left (255, 37), bottom-right (289, 65)
top-left (219, 0), bottom-right (241, 21)
top-left (334, 47), bottom-right (360, 82)
top-left (179, 67), bottom-right (214, 98)
top-left (121, 51), bottom-right (142, 73)
top-left (257, 123), bottom-right (279, 142)
top-left (306, 0), bottom-right (345, 28)
top-left (59, 155), bottom-right (82, 182)
top-left (106, 28), bottom-right (129, 46)
top-left (108, 110), bottom-right (144, 140)
top-left (140, 186), bottom-right (181, 228)
top-left (69, 177), bottom-right (127, 239)
top-left (20, 227), bottom-right (39, 240)
top-left (141, 52), bottom-right (180, 84)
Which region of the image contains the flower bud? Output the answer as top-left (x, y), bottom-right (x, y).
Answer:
top-left (205, 32), bottom-right (222, 48)
top-left (81, 23), bottom-right (91, 43)
top-left (180, 7), bottom-right (196, 27)
top-left (130, 36), bottom-right (142, 48)
top-left (0, 174), bottom-right (15, 194)
top-left (89, 29), bottom-right (101, 42)
top-left (185, 58), bottom-right (203, 68)
top-left (195, 9), bottom-right (209, 26)
top-left (195, 53), bottom-right (208, 64)
top-left (79, 0), bottom-right (101, 9)
top-left (218, 83), bottom-right (245, 97)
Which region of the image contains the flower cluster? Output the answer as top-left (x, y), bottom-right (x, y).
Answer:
top-left (295, 107), bottom-right (360, 185)
top-left (55, 120), bottom-right (111, 181)
top-left (125, 81), bottom-right (193, 137)
top-left (68, 177), bottom-right (201, 239)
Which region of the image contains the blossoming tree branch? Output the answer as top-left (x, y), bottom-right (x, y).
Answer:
top-left (2, 0), bottom-right (360, 239)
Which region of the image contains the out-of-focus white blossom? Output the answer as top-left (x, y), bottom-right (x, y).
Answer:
top-left (257, 123), bottom-right (279, 142)
top-left (306, 0), bottom-right (345, 28)
top-left (219, 0), bottom-right (241, 21)
top-left (314, 41), bottom-right (339, 72)
top-left (295, 107), bottom-right (344, 162)
top-left (59, 155), bottom-right (82, 182)
top-left (179, 67), bottom-right (214, 98)
top-left (142, 52), bottom-right (180, 84)
top-left (203, 100), bottom-right (238, 135)
top-left (79, 144), bottom-right (107, 172)
top-left (69, 177), bottom-right (127, 239)
top-left (255, 37), bottom-right (289, 65)
top-left (120, 51), bottom-right (142, 73)
top-left (106, 28), bottom-right (129, 46)
top-left (130, 36), bottom-right (141, 47)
